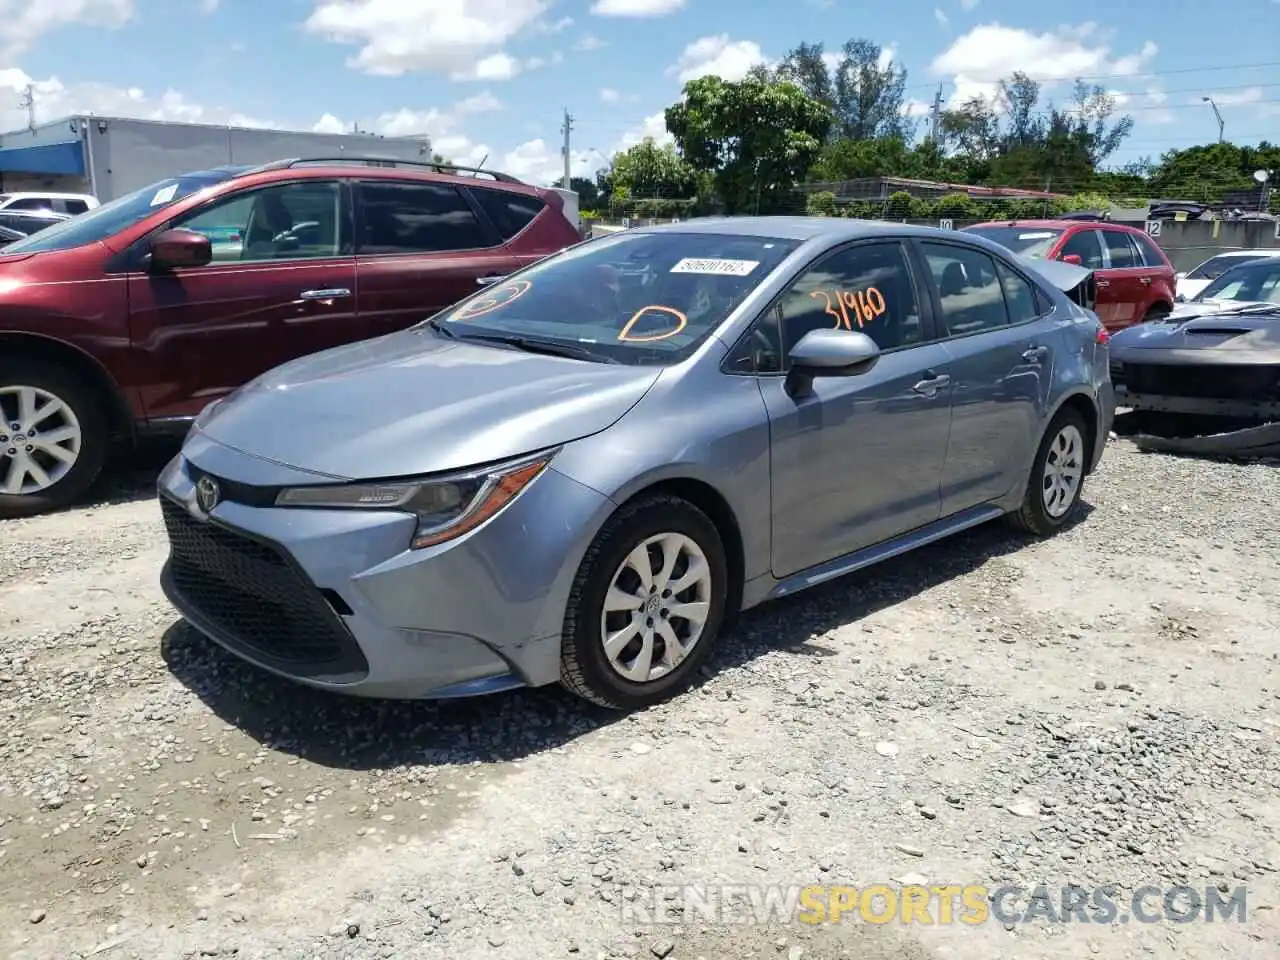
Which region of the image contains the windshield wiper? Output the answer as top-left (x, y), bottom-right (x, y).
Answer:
top-left (423, 317), bottom-right (457, 339)
top-left (457, 333), bottom-right (620, 363)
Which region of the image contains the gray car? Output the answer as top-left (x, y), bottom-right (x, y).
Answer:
top-left (157, 217), bottom-right (1115, 710)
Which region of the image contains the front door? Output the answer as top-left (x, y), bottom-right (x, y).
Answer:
top-left (758, 240), bottom-right (954, 579)
top-left (1056, 228), bottom-right (1112, 323)
top-left (126, 179), bottom-right (357, 421)
top-left (1097, 228), bottom-right (1148, 329)
top-left (351, 179), bottom-right (522, 337)
top-left (915, 240), bottom-right (1058, 513)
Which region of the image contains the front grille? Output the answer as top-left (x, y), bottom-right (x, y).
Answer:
top-left (1120, 362), bottom-right (1280, 401)
top-left (160, 495), bottom-right (368, 677)
top-left (186, 464), bottom-right (280, 507)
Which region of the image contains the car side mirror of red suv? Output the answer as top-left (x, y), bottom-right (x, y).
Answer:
top-left (1061, 254), bottom-right (1083, 266)
top-left (149, 228), bottom-right (212, 271)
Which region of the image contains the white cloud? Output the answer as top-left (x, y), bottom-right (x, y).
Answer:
top-left (669, 35), bottom-right (769, 83)
top-left (613, 111), bottom-right (674, 152)
top-left (1204, 87), bottom-right (1263, 108)
top-left (574, 33), bottom-right (606, 50)
top-left (452, 52), bottom-right (521, 82)
top-left (311, 112), bottom-right (347, 134)
top-left (453, 90), bottom-right (503, 114)
top-left (535, 15), bottom-right (573, 33)
top-left (0, 66), bottom-right (275, 132)
top-left (958, 0), bottom-right (979, 9)
top-left (902, 100), bottom-right (933, 118)
top-left (930, 23), bottom-right (1159, 108)
top-left (590, 0), bottom-right (685, 16)
top-left (198, 0), bottom-right (218, 12)
top-left (0, 0), bottom-right (134, 55)
top-left (600, 88), bottom-right (621, 103)
top-left (935, 8), bottom-right (949, 27)
top-left (303, 0), bottom-right (546, 78)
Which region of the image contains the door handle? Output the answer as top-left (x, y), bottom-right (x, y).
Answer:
top-left (1096, 279), bottom-right (1110, 288)
top-left (476, 275), bottom-right (507, 286)
top-left (912, 372), bottom-right (951, 395)
top-left (299, 288), bottom-right (350, 300)
top-left (1139, 277), bottom-right (1152, 285)
top-left (1021, 346), bottom-right (1049, 363)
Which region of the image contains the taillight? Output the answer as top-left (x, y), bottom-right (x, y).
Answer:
top-left (1095, 326), bottom-right (1110, 345)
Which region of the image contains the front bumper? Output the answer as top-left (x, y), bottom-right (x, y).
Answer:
top-left (156, 433), bottom-right (613, 699)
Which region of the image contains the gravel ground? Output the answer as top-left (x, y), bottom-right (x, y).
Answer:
top-left (2, 433), bottom-right (1279, 960)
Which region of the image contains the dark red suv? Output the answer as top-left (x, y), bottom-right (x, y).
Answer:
top-left (962, 219), bottom-right (1176, 331)
top-left (0, 158), bottom-right (582, 518)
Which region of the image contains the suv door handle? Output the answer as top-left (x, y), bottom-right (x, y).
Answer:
top-left (1096, 279), bottom-right (1111, 288)
top-left (912, 372), bottom-right (951, 395)
top-left (1021, 346), bottom-right (1049, 363)
top-left (1139, 277), bottom-right (1152, 285)
top-left (299, 288), bottom-right (350, 300)
top-left (476, 275), bottom-right (507, 286)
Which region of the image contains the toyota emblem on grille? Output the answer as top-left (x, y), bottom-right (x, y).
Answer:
top-left (195, 475), bottom-right (221, 513)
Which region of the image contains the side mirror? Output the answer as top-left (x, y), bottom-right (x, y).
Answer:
top-left (1061, 254), bottom-right (1083, 266)
top-left (785, 328), bottom-right (881, 398)
top-left (149, 228), bottom-right (212, 270)
top-left (1174, 272), bottom-right (1187, 281)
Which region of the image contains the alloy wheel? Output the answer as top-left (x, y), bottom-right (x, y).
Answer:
top-left (0, 385), bottom-right (83, 496)
top-left (599, 532), bottom-right (713, 684)
top-left (1041, 423), bottom-right (1083, 519)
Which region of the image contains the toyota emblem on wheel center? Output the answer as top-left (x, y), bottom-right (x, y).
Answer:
top-left (195, 475), bottom-right (220, 514)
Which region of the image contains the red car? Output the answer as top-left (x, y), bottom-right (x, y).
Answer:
top-left (962, 219), bottom-right (1176, 331)
top-left (0, 158), bottom-right (582, 519)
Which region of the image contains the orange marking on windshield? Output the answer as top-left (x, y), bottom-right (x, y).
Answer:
top-left (451, 279), bottom-right (532, 321)
top-left (812, 286), bottom-right (887, 330)
top-left (617, 305), bottom-right (688, 342)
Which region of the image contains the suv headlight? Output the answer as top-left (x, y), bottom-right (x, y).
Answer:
top-left (273, 452), bottom-right (554, 549)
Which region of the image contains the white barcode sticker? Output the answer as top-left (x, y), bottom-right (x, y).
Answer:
top-left (150, 183), bottom-right (179, 206)
top-left (670, 257), bottom-right (760, 276)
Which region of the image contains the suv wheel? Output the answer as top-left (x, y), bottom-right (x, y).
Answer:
top-left (1142, 303), bottom-right (1171, 323)
top-left (1008, 406), bottom-right (1089, 537)
top-left (0, 360), bottom-right (108, 519)
top-left (560, 495), bottom-right (728, 710)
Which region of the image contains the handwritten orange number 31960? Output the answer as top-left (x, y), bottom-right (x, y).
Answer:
top-left (811, 287), bottom-right (887, 330)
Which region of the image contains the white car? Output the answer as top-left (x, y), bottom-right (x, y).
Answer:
top-left (0, 191), bottom-right (97, 216)
top-left (1175, 249), bottom-right (1280, 301)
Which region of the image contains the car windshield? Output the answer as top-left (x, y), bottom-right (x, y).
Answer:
top-left (1195, 259), bottom-right (1280, 304)
top-left (0, 169), bottom-right (244, 255)
top-left (962, 226), bottom-right (1063, 258)
top-left (1186, 254), bottom-right (1266, 281)
top-left (428, 231), bottom-right (801, 365)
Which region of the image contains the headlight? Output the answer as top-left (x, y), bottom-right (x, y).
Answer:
top-left (274, 452), bottom-right (554, 549)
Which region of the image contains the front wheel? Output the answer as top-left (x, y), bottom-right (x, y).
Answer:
top-left (559, 495), bottom-right (729, 710)
top-left (0, 360), bottom-right (108, 519)
top-left (1008, 407), bottom-right (1089, 537)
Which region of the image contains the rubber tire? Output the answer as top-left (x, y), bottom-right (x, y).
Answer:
top-left (560, 494), bottom-right (729, 710)
top-left (1141, 304), bottom-right (1171, 323)
top-left (1007, 406), bottom-right (1089, 538)
top-left (0, 358), bottom-right (109, 520)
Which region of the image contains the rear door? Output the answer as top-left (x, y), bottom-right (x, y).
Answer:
top-left (468, 184), bottom-right (576, 270)
top-left (915, 239), bottom-right (1059, 514)
top-left (1097, 228), bottom-right (1148, 329)
top-left (125, 178), bottom-right (357, 421)
top-left (351, 178), bottom-right (521, 339)
top-left (1128, 229), bottom-right (1175, 314)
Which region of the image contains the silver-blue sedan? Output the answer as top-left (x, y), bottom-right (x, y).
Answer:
top-left (157, 217), bottom-right (1115, 710)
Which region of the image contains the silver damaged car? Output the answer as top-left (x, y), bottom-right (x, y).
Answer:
top-left (157, 218), bottom-right (1116, 710)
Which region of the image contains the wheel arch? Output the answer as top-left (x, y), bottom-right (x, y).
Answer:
top-left (1045, 390), bottom-right (1100, 474)
top-left (611, 476), bottom-right (747, 618)
top-left (0, 331), bottom-right (134, 440)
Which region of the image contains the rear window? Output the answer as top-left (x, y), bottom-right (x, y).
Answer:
top-left (471, 187), bottom-right (546, 240)
top-left (962, 226), bottom-right (1063, 258)
top-left (1187, 254), bottom-right (1265, 281)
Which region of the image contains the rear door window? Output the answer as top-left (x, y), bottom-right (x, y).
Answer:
top-left (355, 180), bottom-right (496, 253)
top-left (6, 197), bottom-right (51, 211)
top-left (1131, 232), bottom-right (1166, 268)
top-left (470, 187), bottom-right (545, 241)
top-left (920, 242), bottom-right (1012, 336)
top-left (62, 199), bottom-right (90, 215)
top-left (1101, 230), bottom-right (1140, 268)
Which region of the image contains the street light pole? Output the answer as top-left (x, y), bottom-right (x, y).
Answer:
top-left (1202, 96), bottom-right (1225, 143)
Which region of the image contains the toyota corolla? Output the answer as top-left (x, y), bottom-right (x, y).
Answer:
top-left (157, 218), bottom-right (1114, 710)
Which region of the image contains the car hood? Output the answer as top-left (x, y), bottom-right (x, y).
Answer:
top-left (195, 328), bottom-right (663, 479)
top-left (1110, 306), bottom-right (1280, 363)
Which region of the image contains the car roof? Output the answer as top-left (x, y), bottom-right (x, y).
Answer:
top-left (1212, 249), bottom-right (1280, 258)
top-left (237, 162), bottom-right (544, 196)
top-left (967, 218), bottom-right (1139, 231)
top-left (625, 216), bottom-right (980, 243)
top-left (1, 191), bottom-right (94, 199)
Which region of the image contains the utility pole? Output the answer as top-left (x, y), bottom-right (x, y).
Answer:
top-left (19, 84), bottom-right (35, 132)
top-left (928, 82), bottom-right (944, 143)
top-left (560, 108), bottom-right (574, 189)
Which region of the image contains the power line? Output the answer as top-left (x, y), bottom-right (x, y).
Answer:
top-left (898, 59), bottom-right (1280, 95)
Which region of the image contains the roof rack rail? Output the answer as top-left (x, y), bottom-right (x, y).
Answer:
top-left (237, 156), bottom-right (524, 183)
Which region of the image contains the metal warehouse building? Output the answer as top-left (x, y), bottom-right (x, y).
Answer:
top-left (0, 115), bottom-right (435, 202)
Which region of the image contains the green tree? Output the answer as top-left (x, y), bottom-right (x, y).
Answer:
top-left (608, 137), bottom-right (697, 200)
top-left (1146, 141), bottom-right (1280, 204)
top-left (665, 74), bottom-right (833, 213)
top-left (768, 39), bottom-right (913, 142)
top-left (554, 175), bottom-right (601, 206)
